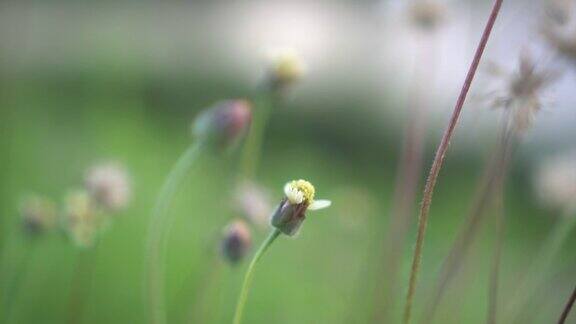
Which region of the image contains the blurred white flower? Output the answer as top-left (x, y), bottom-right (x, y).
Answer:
top-left (63, 190), bottom-right (106, 248)
top-left (264, 47), bottom-right (306, 91)
top-left (535, 151), bottom-right (576, 211)
top-left (234, 181), bottom-right (272, 228)
top-left (20, 194), bottom-right (57, 236)
top-left (542, 0), bottom-right (576, 66)
top-left (85, 162), bottom-right (131, 213)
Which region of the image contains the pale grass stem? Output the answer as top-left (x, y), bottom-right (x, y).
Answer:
top-left (145, 143), bottom-right (203, 324)
top-left (240, 94), bottom-right (273, 180)
top-left (232, 229), bottom-right (281, 324)
top-left (403, 1), bottom-right (503, 323)
top-left (66, 248), bottom-right (98, 324)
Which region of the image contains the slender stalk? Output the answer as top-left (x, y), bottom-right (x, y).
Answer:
top-left (558, 284), bottom-right (576, 324)
top-left (505, 206), bottom-right (576, 323)
top-left (233, 228), bottom-right (281, 324)
top-left (403, 1), bottom-right (503, 323)
top-left (66, 248), bottom-right (97, 324)
top-left (1, 239), bottom-right (36, 324)
top-left (423, 120), bottom-right (515, 323)
top-left (240, 93), bottom-right (273, 179)
top-left (371, 34), bottom-right (435, 323)
top-left (145, 142), bottom-right (204, 324)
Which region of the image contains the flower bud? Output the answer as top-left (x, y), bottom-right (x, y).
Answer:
top-left (20, 195), bottom-right (57, 236)
top-left (85, 162), bottom-right (131, 213)
top-left (220, 220), bottom-right (252, 265)
top-left (192, 99), bottom-right (252, 150)
top-left (271, 180), bottom-right (331, 236)
top-left (63, 190), bottom-right (106, 248)
top-left (264, 48), bottom-right (306, 92)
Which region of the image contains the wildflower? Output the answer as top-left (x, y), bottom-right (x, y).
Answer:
top-left (485, 53), bottom-right (558, 134)
top-left (85, 162), bottom-right (131, 213)
top-left (271, 179), bottom-right (331, 236)
top-left (192, 99), bottom-right (252, 150)
top-left (535, 152), bottom-right (576, 211)
top-left (264, 48), bottom-right (306, 92)
top-left (233, 181), bottom-right (272, 228)
top-left (407, 0), bottom-right (447, 31)
top-left (220, 220), bottom-right (252, 265)
top-left (63, 190), bottom-right (106, 248)
top-left (20, 195), bottom-right (57, 236)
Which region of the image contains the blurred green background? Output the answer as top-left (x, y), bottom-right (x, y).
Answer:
top-left (1, 0), bottom-right (575, 323)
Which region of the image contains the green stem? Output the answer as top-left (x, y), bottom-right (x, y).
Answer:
top-left (66, 248), bottom-right (98, 324)
top-left (1, 239), bottom-right (35, 324)
top-left (232, 228), bottom-right (281, 324)
top-left (506, 207), bottom-right (576, 323)
top-left (240, 94), bottom-right (273, 179)
top-left (145, 142), bottom-right (203, 324)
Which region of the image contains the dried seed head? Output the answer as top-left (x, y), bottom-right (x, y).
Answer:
top-left (192, 99), bottom-right (252, 150)
top-left (220, 220), bottom-right (252, 265)
top-left (264, 48), bottom-right (306, 92)
top-left (408, 0), bottom-right (447, 31)
top-left (485, 53), bottom-right (558, 134)
top-left (85, 162), bottom-right (131, 213)
top-left (233, 181), bottom-right (272, 228)
top-left (63, 190), bottom-right (106, 248)
top-left (535, 152), bottom-right (576, 211)
top-left (542, 0), bottom-right (576, 64)
top-left (20, 195), bottom-right (57, 236)
top-left (271, 179), bottom-right (331, 236)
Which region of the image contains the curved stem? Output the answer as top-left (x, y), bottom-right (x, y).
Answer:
top-left (240, 94), bottom-right (273, 179)
top-left (233, 229), bottom-right (281, 324)
top-left (403, 1), bottom-right (503, 323)
top-left (506, 207), bottom-right (576, 323)
top-left (558, 284), bottom-right (576, 324)
top-left (145, 142), bottom-right (203, 324)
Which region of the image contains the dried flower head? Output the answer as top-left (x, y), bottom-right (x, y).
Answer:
top-left (535, 152), bottom-right (576, 211)
top-left (542, 0), bottom-right (576, 64)
top-left (485, 53), bottom-right (558, 134)
top-left (264, 48), bottom-right (306, 92)
top-left (407, 0), bottom-right (447, 31)
top-left (85, 162), bottom-right (131, 213)
top-left (20, 195), bottom-right (57, 236)
top-left (271, 179), bottom-right (331, 236)
top-left (220, 220), bottom-right (252, 265)
top-left (234, 181), bottom-right (272, 228)
top-left (192, 99), bottom-right (252, 150)
top-left (63, 190), bottom-right (106, 248)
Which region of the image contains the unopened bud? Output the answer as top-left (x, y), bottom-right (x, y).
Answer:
top-left (271, 180), bottom-right (331, 236)
top-left (20, 195), bottom-right (57, 236)
top-left (192, 99), bottom-right (252, 150)
top-left (85, 162), bottom-right (131, 213)
top-left (220, 220), bottom-right (252, 265)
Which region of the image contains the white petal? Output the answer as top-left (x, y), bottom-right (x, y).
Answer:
top-left (308, 199), bottom-right (332, 211)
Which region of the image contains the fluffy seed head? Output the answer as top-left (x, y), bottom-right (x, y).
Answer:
top-left (20, 195), bottom-right (57, 236)
top-left (535, 152), bottom-right (576, 211)
top-left (85, 162), bottom-right (131, 213)
top-left (220, 220), bottom-right (252, 265)
top-left (192, 99), bottom-right (252, 150)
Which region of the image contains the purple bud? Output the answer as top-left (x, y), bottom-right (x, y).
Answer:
top-left (270, 198), bottom-right (308, 236)
top-left (221, 220), bottom-right (252, 265)
top-left (192, 100), bottom-right (252, 150)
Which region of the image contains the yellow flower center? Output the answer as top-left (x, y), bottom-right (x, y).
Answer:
top-left (285, 179), bottom-right (315, 204)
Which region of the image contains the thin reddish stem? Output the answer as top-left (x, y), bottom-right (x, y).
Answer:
top-left (558, 285), bottom-right (576, 324)
top-left (402, 1), bottom-right (504, 323)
